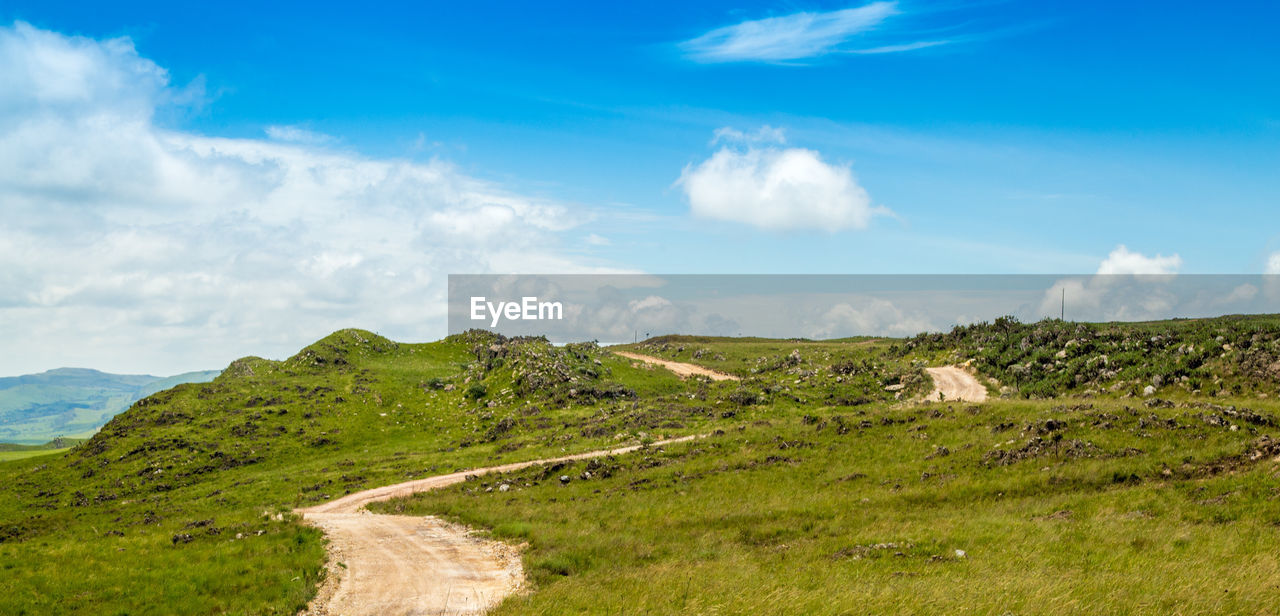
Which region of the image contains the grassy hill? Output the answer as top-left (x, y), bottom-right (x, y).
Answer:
top-left (0, 437), bottom-right (88, 462)
top-left (902, 314), bottom-right (1280, 399)
top-left (0, 330), bottom-right (715, 614)
top-left (1, 319), bottom-right (1279, 614)
top-left (0, 368), bottom-right (221, 445)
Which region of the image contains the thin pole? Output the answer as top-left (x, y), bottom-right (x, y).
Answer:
top-left (1061, 288), bottom-right (1065, 321)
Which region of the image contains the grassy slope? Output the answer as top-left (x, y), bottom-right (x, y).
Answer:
top-left (0, 438), bottom-right (85, 462)
top-left (1, 318), bottom-right (1278, 614)
top-left (373, 323), bottom-right (1280, 616)
top-left (381, 399), bottom-right (1280, 615)
top-left (0, 330), bottom-right (741, 615)
top-left (0, 448), bottom-right (70, 462)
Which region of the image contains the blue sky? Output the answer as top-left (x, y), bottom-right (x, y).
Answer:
top-left (1, 1), bottom-right (1278, 373)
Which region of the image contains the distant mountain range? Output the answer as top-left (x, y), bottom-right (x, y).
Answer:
top-left (0, 367), bottom-right (220, 444)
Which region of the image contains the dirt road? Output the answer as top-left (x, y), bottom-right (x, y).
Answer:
top-left (299, 512), bottom-right (522, 616)
top-left (296, 435), bottom-right (699, 615)
top-left (612, 351), bottom-right (739, 381)
top-left (924, 366), bottom-right (988, 403)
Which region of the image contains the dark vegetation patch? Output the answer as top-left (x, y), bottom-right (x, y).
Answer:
top-left (901, 315), bottom-right (1280, 399)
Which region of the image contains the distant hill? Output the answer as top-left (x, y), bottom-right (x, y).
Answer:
top-left (0, 368), bottom-right (220, 444)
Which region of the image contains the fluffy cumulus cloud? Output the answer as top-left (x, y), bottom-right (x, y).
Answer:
top-left (0, 22), bottom-right (604, 375)
top-left (1094, 245), bottom-right (1182, 275)
top-left (1267, 253), bottom-right (1280, 275)
top-left (1038, 245), bottom-right (1188, 321)
top-left (677, 127), bottom-right (887, 231)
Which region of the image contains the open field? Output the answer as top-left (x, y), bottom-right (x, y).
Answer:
top-left (378, 396), bottom-right (1280, 614)
top-left (1, 318), bottom-right (1278, 614)
top-left (0, 448), bottom-right (70, 462)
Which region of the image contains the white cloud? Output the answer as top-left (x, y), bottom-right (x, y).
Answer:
top-left (629, 295), bottom-right (673, 312)
top-left (850, 40), bottom-right (948, 54)
top-left (677, 131), bottom-right (887, 231)
top-left (1267, 252), bottom-right (1280, 275)
top-left (679, 2), bottom-right (948, 63)
top-left (1095, 245), bottom-right (1182, 275)
top-left (1220, 283), bottom-right (1258, 305)
top-left (1037, 245), bottom-right (1184, 321)
top-left (711, 125), bottom-right (786, 145)
top-left (811, 299), bottom-right (934, 338)
top-left (0, 22), bottom-right (168, 116)
top-left (264, 124), bottom-right (334, 144)
top-left (0, 22), bottom-right (606, 375)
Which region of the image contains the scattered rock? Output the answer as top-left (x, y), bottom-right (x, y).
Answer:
top-left (925, 445), bottom-right (950, 459)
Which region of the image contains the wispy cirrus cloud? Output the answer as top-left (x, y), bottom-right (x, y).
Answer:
top-left (679, 2), bottom-right (950, 63)
top-left (264, 124), bottom-right (334, 144)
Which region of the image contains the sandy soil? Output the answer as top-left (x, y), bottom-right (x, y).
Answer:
top-left (924, 366), bottom-right (989, 403)
top-left (296, 435), bottom-right (698, 615)
top-left (612, 351), bottom-right (739, 381)
top-left (299, 512), bottom-right (522, 616)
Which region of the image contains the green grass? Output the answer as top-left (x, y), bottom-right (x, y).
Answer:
top-left (0, 329), bottom-right (721, 615)
top-left (3, 318), bottom-right (1280, 614)
top-left (375, 396), bottom-right (1280, 615)
top-left (0, 447), bottom-right (69, 462)
top-left (0, 438), bottom-right (85, 461)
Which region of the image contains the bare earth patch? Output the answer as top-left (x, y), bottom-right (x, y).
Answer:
top-left (612, 351), bottom-right (739, 381)
top-left (924, 366), bottom-right (988, 403)
top-left (296, 436), bottom-right (698, 615)
top-left (298, 512), bottom-right (522, 616)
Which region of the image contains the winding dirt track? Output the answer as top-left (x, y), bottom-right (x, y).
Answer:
top-left (924, 366), bottom-right (988, 403)
top-left (296, 435), bottom-right (698, 616)
top-left (612, 351), bottom-right (739, 381)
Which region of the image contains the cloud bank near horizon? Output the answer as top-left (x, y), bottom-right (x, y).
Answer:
top-left (0, 22), bottom-right (609, 375)
top-left (450, 269), bottom-right (1279, 345)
